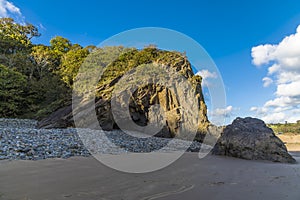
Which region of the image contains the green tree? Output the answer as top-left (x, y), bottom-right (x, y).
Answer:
top-left (29, 44), bottom-right (71, 118)
top-left (0, 18), bottom-right (39, 76)
top-left (0, 64), bottom-right (29, 117)
top-left (59, 44), bottom-right (89, 87)
top-left (50, 36), bottom-right (72, 56)
top-left (0, 18), bottom-right (40, 53)
top-left (0, 19), bottom-right (73, 118)
top-left (31, 45), bottom-right (61, 78)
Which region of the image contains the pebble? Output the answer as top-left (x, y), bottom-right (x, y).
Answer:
top-left (0, 118), bottom-right (211, 160)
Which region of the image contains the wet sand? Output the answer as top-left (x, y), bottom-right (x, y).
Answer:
top-left (0, 153), bottom-right (300, 200)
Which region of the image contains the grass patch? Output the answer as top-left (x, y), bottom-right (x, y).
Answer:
top-left (268, 122), bottom-right (300, 135)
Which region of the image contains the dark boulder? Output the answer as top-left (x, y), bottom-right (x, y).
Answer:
top-left (212, 117), bottom-right (296, 163)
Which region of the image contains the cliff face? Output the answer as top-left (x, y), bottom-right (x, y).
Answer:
top-left (39, 47), bottom-right (209, 139)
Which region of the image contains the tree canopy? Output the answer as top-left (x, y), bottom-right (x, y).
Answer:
top-left (0, 18), bottom-right (84, 118)
top-left (0, 64), bottom-right (28, 117)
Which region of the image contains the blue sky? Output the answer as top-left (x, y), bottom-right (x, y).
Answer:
top-left (2, 0), bottom-right (300, 124)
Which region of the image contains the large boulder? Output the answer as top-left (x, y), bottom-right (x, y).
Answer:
top-left (38, 47), bottom-right (209, 139)
top-left (212, 117), bottom-right (296, 163)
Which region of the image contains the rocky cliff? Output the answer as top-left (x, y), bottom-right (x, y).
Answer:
top-left (38, 47), bottom-right (209, 139)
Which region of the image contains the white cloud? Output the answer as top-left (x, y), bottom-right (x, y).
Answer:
top-left (264, 96), bottom-right (295, 108)
top-left (251, 25), bottom-right (300, 123)
top-left (250, 106), bottom-right (268, 113)
top-left (0, 0), bottom-right (22, 19)
top-left (208, 105), bottom-right (237, 125)
top-left (250, 104), bottom-right (297, 124)
top-left (252, 25), bottom-right (300, 73)
top-left (251, 44), bottom-right (277, 66)
top-left (210, 106), bottom-right (234, 118)
top-left (261, 112), bottom-right (286, 124)
top-left (196, 69), bottom-right (217, 86)
top-left (267, 64), bottom-right (280, 75)
top-left (260, 109), bottom-right (300, 124)
top-left (262, 77), bottom-right (273, 87)
top-left (276, 81), bottom-right (300, 97)
top-left (250, 107), bottom-right (258, 112)
top-left (39, 23), bottom-right (46, 31)
top-left (196, 69), bottom-right (217, 79)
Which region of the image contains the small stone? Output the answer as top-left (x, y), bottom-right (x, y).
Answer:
top-left (26, 149), bottom-right (35, 156)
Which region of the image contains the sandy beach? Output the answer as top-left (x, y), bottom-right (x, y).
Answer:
top-left (0, 152), bottom-right (300, 200)
top-left (278, 135), bottom-right (300, 152)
